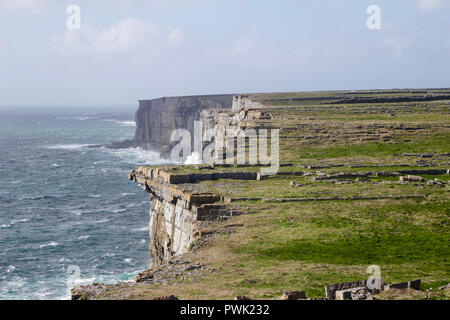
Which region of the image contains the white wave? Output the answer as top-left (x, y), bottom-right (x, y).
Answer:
top-left (113, 208), bottom-right (126, 213)
top-left (0, 276), bottom-right (26, 295)
top-left (39, 242), bottom-right (58, 248)
top-left (78, 235), bottom-right (90, 240)
top-left (67, 209), bottom-right (84, 216)
top-left (6, 265), bottom-right (16, 273)
top-left (47, 144), bottom-right (92, 150)
top-left (104, 119), bottom-right (136, 127)
top-left (105, 147), bottom-right (169, 165)
top-left (185, 152), bottom-right (203, 165)
top-left (59, 116), bottom-right (93, 121)
top-left (124, 258), bottom-right (133, 264)
top-left (132, 226), bottom-right (149, 232)
top-left (88, 194), bottom-right (101, 198)
top-left (1, 219), bottom-right (29, 228)
top-left (103, 253), bottom-right (115, 257)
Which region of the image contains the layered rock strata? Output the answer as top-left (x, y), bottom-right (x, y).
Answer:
top-left (128, 166), bottom-right (244, 265)
top-left (108, 94), bottom-right (269, 157)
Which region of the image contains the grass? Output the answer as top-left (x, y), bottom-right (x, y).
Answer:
top-left (203, 199), bottom-right (449, 298)
top-left (285, 132), bottom-right (450, 160)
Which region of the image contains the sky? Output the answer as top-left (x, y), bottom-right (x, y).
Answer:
top-left (0, 0), bottom-right (449, 110)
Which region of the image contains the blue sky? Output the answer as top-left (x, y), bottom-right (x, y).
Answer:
top-left (0, 0), bottom-right (449, 109)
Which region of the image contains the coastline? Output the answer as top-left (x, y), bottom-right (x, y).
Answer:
top-left (72, 89), bottom-right (450, 300)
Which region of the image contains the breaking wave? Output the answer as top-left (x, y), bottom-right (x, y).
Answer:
top-left (47, 144), bottom-right (92, 150)
top-left (104, 119), bottom-right (136, 127)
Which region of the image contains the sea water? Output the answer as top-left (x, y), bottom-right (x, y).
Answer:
top-left (0, 111), bottom-right (168, 299)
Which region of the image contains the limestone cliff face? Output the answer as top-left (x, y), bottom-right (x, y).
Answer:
top-left (129, 167), bottom-right (226, 265)
top-left (133, 95), bottom-right (234, 155)
top-left (118, 94), bottom-right (267, 157)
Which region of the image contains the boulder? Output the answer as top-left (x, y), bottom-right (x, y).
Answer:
top-left (325, 280), bottom-right (367, 300)
top-left (335, 288), bottom-right (354, 300)
top-left (278, 291), bottom-right (306, 300)
top-left (399, 175), bottom-right (424, 183)
top-left (438, 283), bottom-right (450, 291)
top-left (351, 287), bottom-right (373, 300)
top-left (335, 287), bottom-right (371, 300)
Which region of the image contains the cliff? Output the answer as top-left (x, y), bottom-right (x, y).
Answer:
top-left (128, 166), bottom-right (220, 264)
top-left (107, 94), bottom-right (234, 155)
top-left (107, 94), bottom-right (268, 157)
top-left (127, 165), bottom-right (260, 265)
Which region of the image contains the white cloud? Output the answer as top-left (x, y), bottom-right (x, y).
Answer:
top-left (54, 17), bottom-right (182, 56)
top-left (416, 0), bottom-right (446, 13)
top-left (0, 0), bottom-right (49, 14)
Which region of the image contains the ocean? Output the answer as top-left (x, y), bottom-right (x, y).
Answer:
top-left (0, 111), bottom-right (168, 300)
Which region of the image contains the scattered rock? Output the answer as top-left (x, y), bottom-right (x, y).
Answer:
top-left (278, 291), bottom-right (307, 300)
top-left (235, 296), bottom-right (251, 300)
top-left (438, 283), bottom-right (450, 291)
top-left (427, 178), bottom-right (444, 187)
top-left (402, 153), bottom-right (434, 158)
top-left (152, 295), bottom-right (179, 300)
top-left (240, 279), bottom-right (257, 284)
top-left (336, 287), bottom-right (374, 300)
top-left (385, 279), bottom-right (421, 291)
top-left (71, 283), bottom-right (109, 300)
top-left (325, 280), bottom-right (367, 300)
top-left (134, 258), bottom-right (209, 285)
top-left (399, 175), bottom-right (424, 183)
top-left (351, 287), bottom-right (373, 300)
top-left (335, 288), bottom-right (356, 300)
